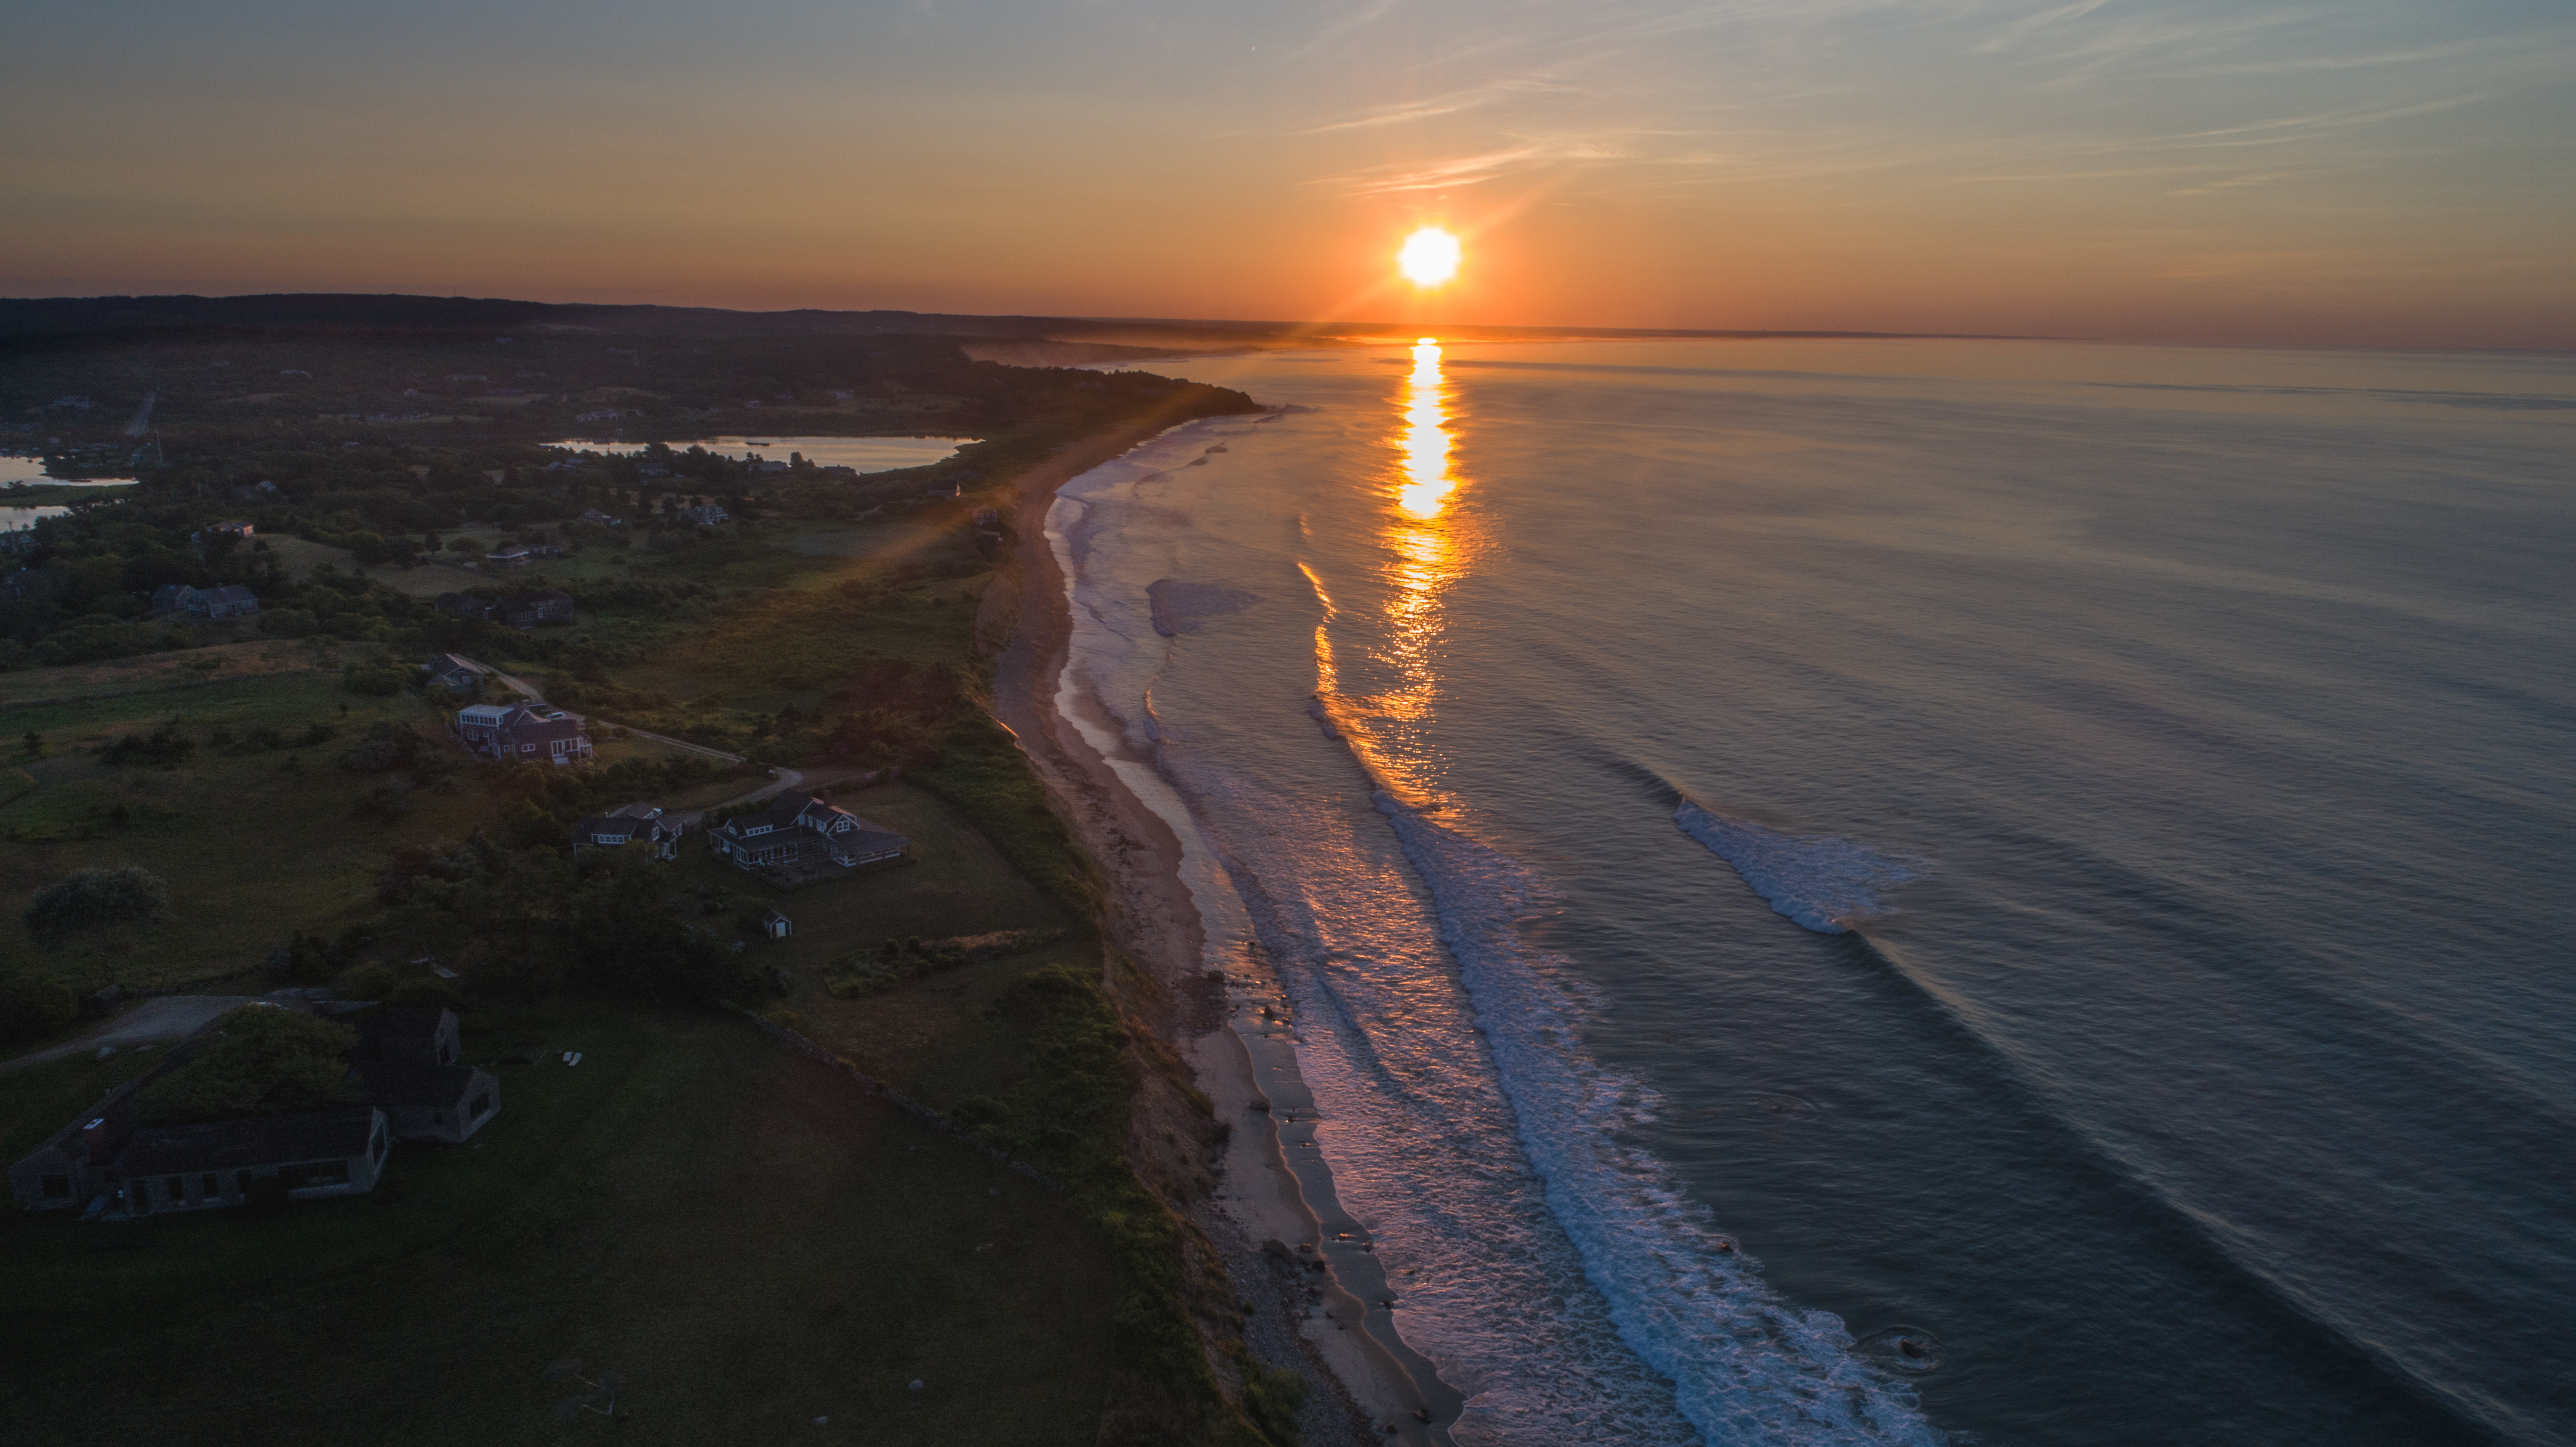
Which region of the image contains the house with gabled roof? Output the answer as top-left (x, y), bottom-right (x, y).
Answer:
top-left (712, 790), bottom-right (911, 879)
top-left (453, 703), bottom-right (594, 766)
top-left (149, 583), bottom-right (261, 619)
top-left (421, 652), bottom-right (481, 692)
top-left (192, 584), bottom-right (260, 619)
top-left (573, 802), bottom-right (684, 859)
top-left (496, 588), bottom-right (574, 629)
top-left (5, 1004), bottom-right (497, 1217)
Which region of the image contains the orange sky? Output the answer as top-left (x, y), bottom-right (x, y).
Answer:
top-left (5, 1), bottom-right (2571, 347)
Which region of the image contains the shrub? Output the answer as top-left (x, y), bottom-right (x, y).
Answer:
top-left (23, 867), bottom-right (170, 947)
top-left (342, 664), bottom-right (404, 697)
top-left (1242, 1365), bottom-right (1307, 1445)
top-left (0, 971), bottom-right (80, 1042)
top-left (338, 962), bottom-right (398, 1001)
top-left (99, 724), bottom-right (196, 768)
top-left (386, 977), bottom-right (460, 1011)
top-left (133, 1007), bottom-right (358, 1124)
top-left (355, 783), bottom-right (415, 822)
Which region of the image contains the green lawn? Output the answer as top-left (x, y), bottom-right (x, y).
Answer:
top-left (5, 676), bottom-right (491, 989)
top-left (670, 780), bottom-right (1070, 962)
top-left (0, 1000), bottom-right (1119, 1446)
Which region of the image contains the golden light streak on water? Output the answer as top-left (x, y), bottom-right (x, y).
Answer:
top-left (1397, 339), bottom-right (1456, 520)
top-left (1317, 337), bottom-right (1471, 806)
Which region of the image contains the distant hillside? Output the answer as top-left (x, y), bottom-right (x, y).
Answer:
top-left (0, 292), bottom-right (2001, 348)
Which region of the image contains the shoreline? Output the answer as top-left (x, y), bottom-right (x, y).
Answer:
top-left (983, 415), bottom-right (1457, 1445)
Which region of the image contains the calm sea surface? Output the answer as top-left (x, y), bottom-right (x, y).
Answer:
top-left (1049, 338), bottom-right (2576, 1446)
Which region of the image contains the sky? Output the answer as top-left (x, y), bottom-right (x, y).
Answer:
top-left (5, 0), bottom-right (2572, 347)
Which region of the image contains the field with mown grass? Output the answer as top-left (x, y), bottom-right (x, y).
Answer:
top-left (0, 1000), bottom-right (1119, 1447)
top-left (658, 779), bottom-right (1093, 1104)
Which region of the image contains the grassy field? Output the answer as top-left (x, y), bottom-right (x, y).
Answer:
top-left (0, 667), bottom-right (695, 992)
top-left (0, 638), bottom-right (329, 708)
top-left (676, 781), bottom-right (1068, 954)
top-left (657, 780), bottom-right (1085, 1106)
top-left (0, 1000), bottom-right (1120, 1447)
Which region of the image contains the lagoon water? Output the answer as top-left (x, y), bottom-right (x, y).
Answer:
top-left (543, 434), bottom-right (971, 472)
top-left (1050, 338), bottom-right (2576, 1445)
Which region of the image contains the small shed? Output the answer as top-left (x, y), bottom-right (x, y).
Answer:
top-left (760, 910), bottom-right (793, 940)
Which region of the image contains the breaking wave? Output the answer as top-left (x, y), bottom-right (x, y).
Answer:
top-left (1672, 802), bottom-right (1921, 935)
top-left (1370, 790), bottom-right (1946, 1446)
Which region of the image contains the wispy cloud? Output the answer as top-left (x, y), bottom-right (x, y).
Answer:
top-left (2159, 39), bottom-right (2507, 78)
top-left (1295, 75), bottom-right (1586, 135)
top-left (1322, 135), bottom-right (1633, 195)
top-left (1973, 0), bottom-right (2117, 56)
top-left (2158, 94), bottom-right (2487, 148)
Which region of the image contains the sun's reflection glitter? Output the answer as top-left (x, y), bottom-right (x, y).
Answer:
top-left (1397, 339), bottom-right (1456, 520)
top-left (1305, 338), bottom-right (1475, 803)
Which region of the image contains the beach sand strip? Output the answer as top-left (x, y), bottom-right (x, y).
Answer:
top-left (983, 413), bottom-right (1456, 1445)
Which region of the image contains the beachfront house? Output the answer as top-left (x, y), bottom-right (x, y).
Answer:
top-left (712, 791), bottom-right (911, 878)
top-left (677, 503), bottom-right (730, 527)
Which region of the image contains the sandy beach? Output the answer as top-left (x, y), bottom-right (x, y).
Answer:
top-left (981, 416), bottom-right (1456, 1446)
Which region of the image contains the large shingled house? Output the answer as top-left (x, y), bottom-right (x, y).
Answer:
top-left (148, 583), bottom-right (262, 619)
top-left (496, 588), bottom-right (575, 629)
top-left (712, 790), bottom-right (911, 878)
top-left (6, 1005), bottom-right (499, 1218)
top-left (572, 802), bottom-right (685, 859)
top-left (453, 703), bottom-right (595, 765)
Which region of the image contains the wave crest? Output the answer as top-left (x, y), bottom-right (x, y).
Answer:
top-left (1673, 802), bottom-right (1920, 935)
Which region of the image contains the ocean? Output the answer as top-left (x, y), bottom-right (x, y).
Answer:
top-left (1045, 337), bottom-right (2576, 1446)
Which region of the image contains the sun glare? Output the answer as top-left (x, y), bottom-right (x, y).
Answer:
top-left (1398, 227), bottom-right (1461, 288)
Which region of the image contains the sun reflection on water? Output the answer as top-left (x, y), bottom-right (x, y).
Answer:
top-left (1397, 338), bottom-right (1456, 520)
top-left (1303, 338), bottom-right (1475, 803)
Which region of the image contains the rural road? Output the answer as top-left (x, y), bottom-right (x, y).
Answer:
top-left (1, 995), bottom-right (265, 1073)
top-left (460, 657), bottom-right (749, 765)
top-left (456, 655), bottom-right (812, 811)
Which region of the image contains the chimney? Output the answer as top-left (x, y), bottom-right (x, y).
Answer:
top-left (83, 1117), bottom-right (111, 1164)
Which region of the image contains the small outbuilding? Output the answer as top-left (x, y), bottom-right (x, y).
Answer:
top-left (760, 910), bottom-right (793, 939)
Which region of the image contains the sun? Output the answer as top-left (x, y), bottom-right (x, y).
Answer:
top-left (1397, 226), bottom-right (1461, 288)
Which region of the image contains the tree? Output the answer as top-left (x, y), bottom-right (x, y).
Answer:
top-left (23, 867), bottom-right (170, 948)
top-left (132, 1006), bottom-right (358, 1124)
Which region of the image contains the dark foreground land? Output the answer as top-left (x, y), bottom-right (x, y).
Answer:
top-left (0, 296), bottom-right (1297, 1445)
top-left (0, 1001), bottom-right (1115, 1445)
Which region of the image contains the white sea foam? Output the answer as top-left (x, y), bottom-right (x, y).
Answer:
top-left (1372, 794), bottom-right (1944, 1447)
top-left (1672, 802), bottom-right (1920, 935)
top-left (1049, 389), bottom-right (1935, 1443)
